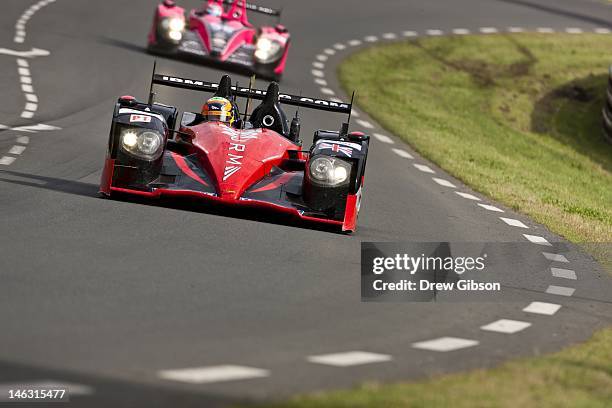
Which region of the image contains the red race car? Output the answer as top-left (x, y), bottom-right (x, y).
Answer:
top-left (147, 0), bottom-right (290, 81)
top-left (99, 72), bottom-right (370, 233)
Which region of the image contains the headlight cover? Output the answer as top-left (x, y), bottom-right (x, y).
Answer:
top-left (309, 156), bottom-right (351, 187)
top-left (254, 37), bottom-right (283, 64)
top-left (160, 17), bottom-right (184, 41)
top-left (120, 128), bottom-right (164, 161)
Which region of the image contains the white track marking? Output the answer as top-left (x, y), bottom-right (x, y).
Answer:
top-left (456, 192), bottom-right (481, 201)
top-left (477, 203), bottom-right (503, 212)
top-left (320, 87), bottom-right (335, 95)
top-left (594, 28), bottom-right (611, 34)
top-left (12, 124), bottom-right (60, 132)
top-left (372, 133), bottom-right (394, 144)
top-left (403, 30), bottom-right (418, 37)
top-left (16, 136), bottom-right (30, 144)
top-left (0, 47), bottom-right (50, 58)
top-left (8, 146), bottom-right (26, 155)
top-left (14, 0), bottom-right (57, 43)
top-left (0, 156), bottom-right (17, 165)
top-left (364, 35), bottom-right (378, 42)
top-left (0, 381), bottom-right (92, 402)
top-left (565, 27), bottom-right (583, 34)
top-left (542, 252), bottom-right (569, 263)
top-left (432, 177), bottom-right (456, 188)
top-left (426, 29), bottom-right (444, 36)
top-left (480, 27), bottom-right (498, 34)
top-left (546, 285), bottom-right (575, 297)
top-left (311, 69), bottom-right (325, 78)
top-left (20, 76), bottom-right (32, 84)
top-left (351, 110), bottom-right (360, 117)
top-left (355, 119), bottom-right (374, 129)
top-left (382, 33), bottom-right (397, 40)
top-left (481, 319), bottom-right (531, 334)
top-left (312, 61), bottom-right (325, 69)
top-left (324, 48), bottom-right (335, 55)
top-left (523, 234), bottom-right (552, 246)
top-left (452, 28), bottom-right (470, 35)
top-left (21, 84), bottom-right (34, 93)
top-left (316, 54), bottom-right (328, 62)
top-left (314, 78), bottom-right (328, 86)
top-left (333, 43), bottom-right (346, 50)
top-left (500, 217), bottom-right (529, 228)
top-left (307, 351), bottom-right (391, 367)
top-left (412, 337), bottom-right (479, 352)
top-left (551, 267), bottom-right (577, 280)
top-left (537, 27), bottom-right (554, 33)
top-left (523, 302), bottom-right (562, 316)
top-left (413, 163), bottom-right (435, 174)
top-left (158, 365), bottom-right (269, 384)
top-left (508, 27), bottom-right (524, 33)
top-left (392, 148), bottom-right (414, 159)
top-left (348, 39), bottom-right (362, 46)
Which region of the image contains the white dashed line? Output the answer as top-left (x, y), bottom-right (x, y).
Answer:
top-left (158, 365), bottom-right (269, 384)
top-left (320, 87), bottom-right (335, 95)
top-left (412, 337), bottom-right (479, 352)
top-left (500, 217), bottom-right (529, 228)
top-left (403, 30), bottom-right (418, 37)
top-left (316, 54), bottom-right (328, 62)
top-left (324, 48), bottom-right (335, 55)
top-left (542, 252), bottom-right (569, 263)
top-left (508, 27), bottom-right (524, 33)
top-left (314, 78), bottom-right (328, 86)
top-left (595, 28), bottom-right (611, 34)
top-left (307, 351), bottom-right (392, 367)
top-left (14, 0), bottom-right (57, 44)
top-left (0, 156), bottom-right (17, 165)
top-left (312, 62), bottom-right (325, 69)
top-left (382, 33), bottom-right (397, 40)
top-left (372, 133), bottom-right (394, 144)
top-left (523, 302), bottom-right (562, 316)
top-left (565, 27), bottom-right (583, 34)
top-left (481, 319), bottom-right (532, 334)
top-left (8, 145), bottom-right (26, 155)
top-left (311, 69), bottom-right (325, 78)
top-left (537, 27), bottom-right (554, 33)
top-left (523, 234), bottom-right (552, 246)
top-left (452, 28), bottom-right (470, 35)
top-left (392, 148), bottom-right (414, 159)
top-left (355, 119), bottom-right (374, 129)
top-left (426, 29), bottom-right (444, 36)
top-left (333, 43), bottom-right (346, 50)
top-left (348, 39), bottom-right (362, 46)
top-left (551, 267), bottom-right (577, 280)
top-left (432, 177), bottom-right (456, 188)
top-left (480, 27), bottom-right (498, 34)
top-left (477, 203), bottom-right (503, 212)
top-left (546, 285), bottom-right (575, 297)
top-left (21, 111), bottom-right (34, 119)
top-left (21, 84), bottom-right (34, 93)
top-left (413, 163), bottom-right (435, 174)
top-left (456, 192), bottom-right (481, 201)
top-left (16, 136), bottom-right (30, 144)
top-left (364, 35), bottom-right (379, 42)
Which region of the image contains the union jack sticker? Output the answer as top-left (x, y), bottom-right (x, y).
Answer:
top-left (318, 142), bottom-right (354, 157)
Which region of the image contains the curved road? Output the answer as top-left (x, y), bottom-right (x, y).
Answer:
top-left (1, 0), bottom-right (611, 406)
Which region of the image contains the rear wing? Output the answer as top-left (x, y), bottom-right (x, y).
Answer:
top-left (152, 74), bottom-right (353, 115)
top-left (222, 0), bottom-right (281, 17)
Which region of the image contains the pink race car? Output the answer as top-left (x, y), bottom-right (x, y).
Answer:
top-left (147, 0), bottom-right (290, 81)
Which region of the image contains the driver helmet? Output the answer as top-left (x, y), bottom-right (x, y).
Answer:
top-left (202, 97), bottom-right (235, 126)
top-left (207, 4), bottom-right (223, 17)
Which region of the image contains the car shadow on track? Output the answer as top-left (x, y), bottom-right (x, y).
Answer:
top-left (0, 359), bottom-right (247, 408)
top-left (0, 170), bottom-right (348, 235)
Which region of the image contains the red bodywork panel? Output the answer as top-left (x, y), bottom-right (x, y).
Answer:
top-left (182, 122), bottom-right (297, 199)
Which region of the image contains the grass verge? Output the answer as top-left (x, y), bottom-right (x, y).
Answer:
top-left (250, 328), bottom-right (612, 408)
top-left (339, 34), bottom-right (611, 267)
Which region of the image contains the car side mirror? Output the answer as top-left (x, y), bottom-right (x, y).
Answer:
top-left (288, 116), bottom-right (301, 144)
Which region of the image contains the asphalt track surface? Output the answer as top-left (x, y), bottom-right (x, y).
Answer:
top-left (0, 0), bottom-right (611, 407)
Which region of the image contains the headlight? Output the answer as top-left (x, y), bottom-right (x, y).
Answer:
top-left (161, 17), bottom-right (185, 31)
top-left (309, 156), bottom-right (351, 187)
top-left (254, 38), bottom-right (283, 63)
top-left (120, 129), bottom-right (164, 161)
